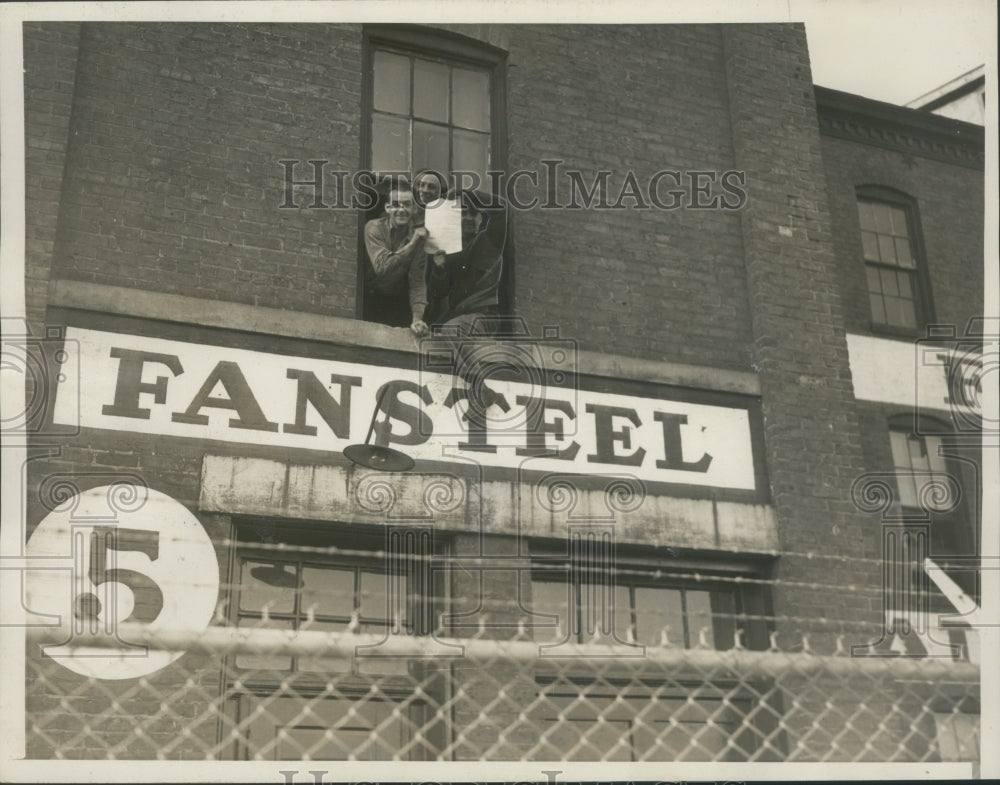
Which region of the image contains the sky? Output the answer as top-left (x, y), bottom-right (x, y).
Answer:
top-left (792, 0), bottom-right (993, 105)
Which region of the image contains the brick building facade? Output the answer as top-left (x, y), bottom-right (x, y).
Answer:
top-left (19, 22), bottom-right (984, 763)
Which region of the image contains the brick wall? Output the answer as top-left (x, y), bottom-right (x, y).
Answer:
top-left (501, 24), bottom-right (753, 369)
top-left (40, 22), bottom-right (755, 369)
top-left (23, 430), bottom-right (224, 759)
top-left (24, 22), bottom-right (81, 337)
top-left (820, 134), bottom-right (984, 336)
top-left (48, 23), bottom-right (362, 317)
top-left (721, 24), bottom-right (881, 636)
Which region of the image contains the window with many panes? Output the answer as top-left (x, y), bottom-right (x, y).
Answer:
top-left (524, 553), bottom-right (780, 761)
top-left (222, 522), bottom-right (445, 761)
top-left (887, 416), bottom-right (975, 563)
top-left (371, 50), bottom-right (491, 184)
top-left (856, 188), bottom-right (932, 333)
top-left (366, 26), bottom-right (505, 187)
top-left (889, 425), bottom-right (952, 513)
top-left (529, 574), bottom-right (740, 649)
top-left (360, 27), bottom-right (509, 327)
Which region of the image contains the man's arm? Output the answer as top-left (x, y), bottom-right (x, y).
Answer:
top-left (364, 220), bottom-right (426, 285)
top-left (408, 253), bottom-right (429, 326)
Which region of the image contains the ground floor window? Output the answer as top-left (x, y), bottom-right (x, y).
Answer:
top-left (524, 542), bottom-right (780, 761)
top-left (220, 520), bottom-right (445, 760)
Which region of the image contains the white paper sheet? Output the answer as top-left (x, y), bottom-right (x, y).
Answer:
top-left (422, 197), bottom-right (463, 254)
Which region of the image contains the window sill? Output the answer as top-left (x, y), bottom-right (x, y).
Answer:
top-left (48, 278), bottom-right (761, 396)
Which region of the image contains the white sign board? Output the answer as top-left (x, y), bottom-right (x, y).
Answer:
top-left (53, 327), bottom-right (759, 491)
top-left (846, 332), bottom-right (982, 420)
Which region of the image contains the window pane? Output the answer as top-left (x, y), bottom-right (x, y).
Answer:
top-left (857, 202), bottom-right (876, 231)
top-left (685, 590), bottom-right (715, 648)
top-left (879, 267), bottom-right (899, 296)
top-left (865, 265), bottom-right (882, 292)
top-left (898, 470), bottom-right (919, 508)
top-left (373, 51), bottom-right (410, 114)
top-left (372, 113), bottom-right (409, 173)
top-left (889, 206), bottom-right (909, 236)
top-left (300, 566), bottom-right (354, 618)
top-left (359, 570), bottom-right (390, 621)
top-left (884, 296), bottom-right (906, 327)
top-left (578, 583), bottom-right (632, 642)
top-left (877, 234), bottom-right (897, 264)
top-left (869, 293), bottom-right (886, 324)
top-left (897, 271), bottom-right (913, 298)
top-left (298, 619), bottom-right (350, 673)
top-left (883, 294), bottom-right (916, 328)
top-left (890, 431), bottom-right (912, 471)
top-left (235, 617), bottom-right (294, 671)
top-left (412, 121), bottom-right (449, 177)
top-left (861, 231), bottom-right (880, 261)
top-left (712, 592), bottom-right (737, 650)
top-left (925, 435), bottom-right (947, 473)
top-left (453, 129), bottom-right (489, 183)
top-left (634, 586), bottom-right (684, 647)
top-left (894, 237), bottom-right (915, 268)
top-left (240, 560), bottom-right (297, 614)
top-left (907, 433), bottom-right (930, 469)
top-left (614, 584), bottom-right (631, 641)
top-left (532, 580), bottom-right (571, 640)
top-left (452, 68), bottom-right (490, 131)
top-left (873, 203), bottom-right (893, 233)
top-left (898, 298), bottom-right (917, 328)
top-left (413, 58), bottom-right (449, 122)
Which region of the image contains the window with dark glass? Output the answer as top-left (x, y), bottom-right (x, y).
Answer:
top-left (222, 523), bottom-right (444, 761)
top-left (524, 555), bottom-right (782, 761)
top-left (887, 416), bottom-right (975, 564)
top-left (371, 49), bottom-right (492, 185)
top-left (889, 427), bottom-right (952, 513)
top-left (529, 574), bottom-right (740, 650)
top-left (856, 189), bottom-right (932, 333)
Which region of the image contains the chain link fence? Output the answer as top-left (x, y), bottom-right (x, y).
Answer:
top-left (25, 613), bottom-right (980, 763)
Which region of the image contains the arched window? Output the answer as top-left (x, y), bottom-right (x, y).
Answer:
top-left (855, 187), bottom-right (934, 335)
top-left (886, 414), bottom-right (973, 559)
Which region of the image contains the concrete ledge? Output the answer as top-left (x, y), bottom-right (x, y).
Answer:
top-left (49, 279), bottom-right (760, 396)
top-left (200, 455), bottom-right (779, 553)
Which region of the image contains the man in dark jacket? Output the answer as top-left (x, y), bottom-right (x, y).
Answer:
top-left (410, 189), bottom-right (507, 339)
top-left (410, 189), bottom-right (510, 412)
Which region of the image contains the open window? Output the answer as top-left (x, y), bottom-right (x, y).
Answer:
top-left (887, 414), bottom-right (978, 602)
top-left (359, 25), bottom-right (509, 327)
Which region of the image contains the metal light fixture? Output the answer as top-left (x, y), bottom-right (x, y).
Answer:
top-left (343, 386), bottom-right (415, 472)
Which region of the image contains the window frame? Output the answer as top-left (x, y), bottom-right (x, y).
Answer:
top-left (886, 414), bottom-right (975, 560)
top-left (219, 519), bottom-right (448, 761)
top-left (524, 543), bottom-right (782, 761)
top-left (358, 25), bottom-right (511, 324)
top-left (854, 185), bottom-right (935, 337)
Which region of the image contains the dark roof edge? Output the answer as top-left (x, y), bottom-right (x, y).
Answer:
top-left (918, 75), bottom-right (985, 113)
top-left (815, 86), bottom-right (984, 143)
